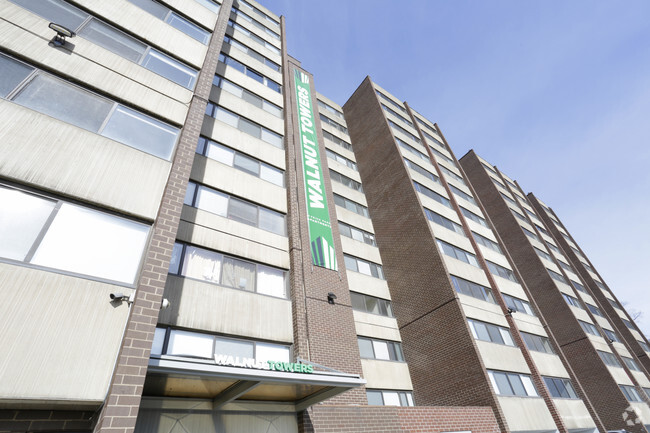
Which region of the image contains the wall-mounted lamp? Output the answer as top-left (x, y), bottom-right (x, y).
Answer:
top-left (49, 22), bottom-right (75, 47)
top-left (327, 292), bottom-right (337, 305)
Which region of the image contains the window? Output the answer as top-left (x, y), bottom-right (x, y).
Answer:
top-left (622, 318), bottom-right (635, 329)
top-left (184, 181), bottom-right (285, 235)
top-left (486, 261), bottom-right (518, 282)
top-left (425, 209), bottom-right (465, 236)
top-left (609, 298), bottom-right (623, 310)
top-left (522, 227), bottom-right (540, 242)
top-left (570, 280), bottom-right (587, 293)
top-left (500, 191), bottom-right (517, 205)
top-left (562, 293), bottom-right (583, 309)
top-left (543, 377), bottom-right (578, 399)
top-left (205, 102), bottom-right (283, 148)
top-left (597, 350), bottom-right (621, 367)
top-left (375, 90), bottom-right (407, 113)
top-left (0, 53), bottom-right (179, 160)
top-left (358, 337), bottom-right (404, 361)
top-left (449, 184), bottom-right (476, 205)
top-left (223, 35), bottom-right (280, 71)
top-left (170, 243), bottom-right (287, 298)
top-left (366, 390), bottom-right (414, 407)
top-left (422, 131), bottom-right (443, 148)
top-left (521, 332), bottom-right (554, 354)
top-left (381, 103), bottom-right (413, 126)
top-left (639, 341), bottom-right (650, 352)
top-left (620, 385), bottom-right (644, 403)
top-left (503, 294), bottom-right (535, 316)
top-left (388, 120), bottom-right (420, 143)
top-left (548, 269), bottom-right (567, 284)
top-left (461, 207), bottom-right (489, 228)
top-left (468, 319), bottom-right (515, 346)
top-left (326, 149), bottom-right (357, 171)
top-left (437, 240), bottom-right (479, 267)
top-left (557, 260), bottom-right (574, 273)
top-left (339, 222), bottom-right (376, 246)
top-left (645, 388), bottom-right (650, 399)
top-left (344, 255), bottom-right (384, 279)
top-left (603, 328), bottom-right (621, 343)
top-left (414, 182), bottom-right (451, 208)
top-left (594, 280), bottom-right (608, 292)
top-left (534, 247), bottom-right (553, 262)
top-left (511, 208), bottom-right (528, 223)
top-left (523, 207), bottom-right (538, 220)
top-left (218, 53), bottom-right (281, 93)
top-left (323, 130), bottom-right (352, 151)
top-left (213, 75), bottom-right (282, 117)
top-left (415, 117), bottom-right (438, 135)
top-left (320, 114), bottom-right (348, 134)
top-left (330, 170), bottom-right (363, 192)
top-left (481, 162), bottom-right (497, 174)
top-left (451, 276), bottom-right (496, 303)
top-left (153, 327), bottom-right (290, 363)
top-left (231, 7), bottom-right (280, 40)
top-left (0, 185), bottom-right (149, 285)
top-left (579, 320), bottom-right (601, 337)
top-left (397, 138), bottom-right (430, 162)
top-left (534, 224), bottom-right (549, 236)
top-left (196, 137), bottom-right (284, 186)
top-left (333, 194), bottom-right (369, 217)
top-left (546, 241), bottom-right (562, 255)
top-left (586, 303), bottom-right (603, 317)
top-left (439, 165), bottom-right (466, 185)
top-left (622, 357), bottom-right (641, 372)
top-left (317, 99), bottom-right (344, 119)
top-left (404, 158), bottom-right (439, 183)
top-left (236, 0), bottom-right (280, 28)
top-left (430, 146), bottom-right (455, 165)
top-left (194, 0), bottom-right (221, 14)
top-left (473, 232), bottom-right (502, 254)
top-left (127, 0), bottom-right (210, 44)
top-left (10, 0), bottom-right (198, 88)
top-left (350, 292), bottom-right (393, 317)
top-left (487, 370), bottom-right (538, 397)
top-left (491, 176), bottom-right (505, 189)
top-left (228, 20), bottom-right (280, 55)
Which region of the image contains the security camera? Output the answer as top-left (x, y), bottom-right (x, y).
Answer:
top-left (161, 298), bottom-right (171, 310)
top-left (327, 292), bottom-right (337, 304)
top-left (110, 293), bottom-right (125, 301)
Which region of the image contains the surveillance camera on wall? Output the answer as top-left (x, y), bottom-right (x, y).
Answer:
top-left (110, 293), bottom-right (125, 301)
top-left (161, 298), bottom-right (171, 310)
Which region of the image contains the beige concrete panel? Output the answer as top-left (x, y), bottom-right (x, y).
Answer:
top-left (340, 237), bottom-right (382, 264)
top-left (631, 403), bottom-right (650, 426)
top-left (346, 272), bottom-right (392, 300)
top-left (436, 158), bottom-right (462, 176)
top-left (476, 342), bottom-right (529, 373)
top-left (608, 366), bottom-right (633, 385)
top-left (586, 268), bottom-right (599, 280)
top-left (219, 63), bottom-right (284, 107)
top-left (512, 315), bottom-right (546, 335)
top-left (613, 346), bottom-right (632, 358)
top-left (230, 11), bottom-right (281, 51)
top-left (594, 315), bottom-right (613, 330)
top-left (611, 340), bottom-right (628, 355)
top-left (554, 281), bottom-right (575, 297)
top-left (434, 229), bottom-right (473, 253)
top-left (632, 371), bottom-right (650, 387)
top-left (458, 293), bottom-right (503, 315)
top-left (418, 196), bottom-right (454, 219)
top-left (426, 203), bottom-right (463, 226)
top-left (390, 128), bottom-right (421, 150)
top-left (629, 328), bottom-right (643, 341)
top-left (316, 93), bottom-right (343, 111)
top-left (576, 291), bottom-right (596, 306)
top-left (570, 306), bottom-right (591, 323)
top-left (497, 396), bottom-right (556, 432)
top-left (479, 247), bottom-right (510, 269)
top-left (382, 110), bottom-right (419, 137)
top-left (222, 43), bottom-right (282, 84)
top-left (553, 399), bottom-right (597, 430)
top-left (335, 207), bottom-right (374, 233)
top-left (590, 338), bottom-right (611, 352)
top-left (408, 170), bottom-right (442, 195)
top-left (328, 159), bottom-right (361, 182)
top-left (320, 122), bottom-right (351, 146)
top-left (181, 207), bottom-right (288, 252)
top-left (75, 0), bottom-right (207, 68)
top-left (494, 279), bottom-right (528, 301)
top-left (159, 275), bottom-right (293, 343)
top-left (200, 116), bottom-right (286, 169)
top-left (226, 26), bottom-right (282, 64)
top-left (176, 220), bottom-right (290, 269)
top-left (563, 268), bottom-right (580, 282)
top-left (210, 88), bottom-right (284, 135)
top-left (0, 6), bottom-right (190, 121)
top-left (331, 182), bottom-right (367, 206)
top-left (191, 155), bottom-right (287, 213)
top-left (371, 82), bottom-right (405, 109)
top-left (528, 236), bottom-right (549, 252)
top-left (0, 102), bottom-right (170, 220)
top-left (0, 264), bottom-right (131, 404)
top-left (444, 259), bottom-right (490, 287)
top-left (542, 260), bottom-right (561, 274)
top-left (468, 221), bottom-right (499, 241)
top-left (360, 360), bottom-right (413, 390)
top-left (458, 200), bottom-right (485, 220)
top-left (530, 352), bottom-right (570, 378)
top-left (163, 0), bottom-right (219, 29)
top-left (353, 312), bottom-right (401, 341)
top-left (540, 232), bottom-right (556, 246)
top-left (323, 138), bottom-right (356, 162)
top-left (462, 303), bottom-right (509, 328)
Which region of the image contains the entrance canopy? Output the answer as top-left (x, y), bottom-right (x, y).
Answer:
top-left (145, 356), bottom-right (365, 411)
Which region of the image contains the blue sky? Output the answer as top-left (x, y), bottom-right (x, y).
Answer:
top-left (264, 0), bottom-right (650, 336)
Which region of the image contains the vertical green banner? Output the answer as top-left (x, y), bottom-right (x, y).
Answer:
top-left (293, 69), bottom-right (337, 271)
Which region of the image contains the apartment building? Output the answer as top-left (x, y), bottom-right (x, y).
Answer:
top-left (0, 0), bottom-right (501, 432)
top-left (460, 151), bottom-right (650, 432)
top-left (343, 77), bottom-right (601, 433)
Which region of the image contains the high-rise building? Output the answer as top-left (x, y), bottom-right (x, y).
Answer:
top-left (0, 0), bottom-right (648, 432)
top-left (459, 151), bottom-right (650, 431)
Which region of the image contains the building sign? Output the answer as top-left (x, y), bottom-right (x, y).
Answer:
top-left (214, 354), bottom-right (314, 374)
top-left (294, 69), bottom-right (337, 271)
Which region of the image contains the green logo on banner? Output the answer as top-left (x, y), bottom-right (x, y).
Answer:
top-left (294, 69), bottom-right (337, 271)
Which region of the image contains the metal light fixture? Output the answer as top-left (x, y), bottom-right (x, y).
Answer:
top-left (49, 22), bottom-right (75, 47)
